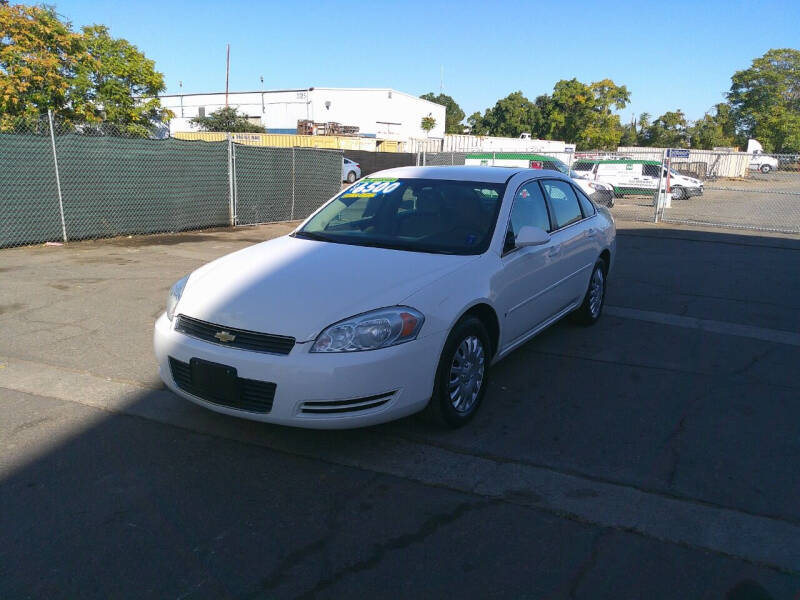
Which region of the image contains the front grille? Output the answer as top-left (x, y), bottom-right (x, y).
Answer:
top-left (300, 391), bottom-right (395, 415)
top-left (169, 357), bottom-right (276, 413)
top-left (175, 315), bottom-right (295, 355)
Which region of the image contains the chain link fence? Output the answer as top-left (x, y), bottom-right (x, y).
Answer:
top-left (0, 114), bottom-right (342, 248)
top-left (419, 148), bottom-right (800, 234)
top-left (3, 116), bottom-right (799, 249)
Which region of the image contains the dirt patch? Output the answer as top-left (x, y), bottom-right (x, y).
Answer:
top-left (0, 302), bottom-right (26, 316)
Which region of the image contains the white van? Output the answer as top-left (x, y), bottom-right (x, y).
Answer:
top-left (464, 153), bottom-right (615, 206)
top-left (572, 159), bottom-right (704, 200)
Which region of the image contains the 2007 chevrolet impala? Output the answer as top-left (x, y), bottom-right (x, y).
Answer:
top-left (154, 166), bottom-right (616, 428)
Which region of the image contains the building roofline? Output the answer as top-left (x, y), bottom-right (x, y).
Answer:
top-left (156, 87), bottom-right (445, 109)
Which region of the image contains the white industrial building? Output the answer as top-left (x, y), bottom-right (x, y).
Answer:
top-left (158, 87), bottom-right (446, 142)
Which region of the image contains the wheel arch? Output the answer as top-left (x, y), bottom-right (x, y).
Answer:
top-left (456, 302), bottom-right (500, 359)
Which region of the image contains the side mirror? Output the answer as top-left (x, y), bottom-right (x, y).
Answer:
top-left (515, 226), bottom-right (551, 248)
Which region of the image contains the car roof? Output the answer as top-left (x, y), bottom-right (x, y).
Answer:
top-left (367, 165), bottom-right (566, 183)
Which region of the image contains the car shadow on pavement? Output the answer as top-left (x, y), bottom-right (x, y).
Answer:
top-left (2, 224), bottom-right (800, 598)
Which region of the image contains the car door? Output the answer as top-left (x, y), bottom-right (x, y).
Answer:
top-left (494, 180), bottom-right (566, 347)
top-left (539, 179), bottom-right (597, 310)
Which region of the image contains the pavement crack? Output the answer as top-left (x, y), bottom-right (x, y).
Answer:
top-left (295, 498), bottom-right (501, 599)
top-left (568, 529), bottom-right (609, 599)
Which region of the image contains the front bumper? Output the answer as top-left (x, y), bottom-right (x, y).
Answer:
top-left (685, 186), bottom-right (703, 198)
top-left (153, 313), bottom-right (444, 429)
top-left (589, 190), bottom-right (614, 207)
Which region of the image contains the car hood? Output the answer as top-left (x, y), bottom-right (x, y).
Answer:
top-left (177, 235), bottom-right (476, 341)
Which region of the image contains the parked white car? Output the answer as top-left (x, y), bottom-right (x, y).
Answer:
top-left (342, 158), bottom-right (361, 183)
top-left (746, 139), bottom-right (779, 174)
top-left (154, 166), bottom-right (616, 429)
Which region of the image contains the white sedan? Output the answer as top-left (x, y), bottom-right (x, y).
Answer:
top-left (154, 166), bottom-right (616, 429)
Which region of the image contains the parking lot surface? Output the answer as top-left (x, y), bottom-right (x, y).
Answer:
top-left (2, 222), bottom-right (800, 599)
top-left (611, 171), bottom-right (800, 233)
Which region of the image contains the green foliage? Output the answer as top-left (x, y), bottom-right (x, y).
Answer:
top-left (420, 115), bottom-right (437, 135)
top-left (640, 110), bottom-right (689, 147)
top-left (420, 92), bottom-right (465, 133)
top-left (191, 106), bottom-right (266, 133)
top-left (467, 91), bottom-right (544, 138)
top-left (728, 48), bottom-right (800, 152)
top-left (0, 3), bottom-right (169, 134)
top-left (688, 103), bottom-right (736, 149)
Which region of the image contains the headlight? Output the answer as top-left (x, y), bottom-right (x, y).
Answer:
top-left (588, 182), bottom-right (605, 191)
top-left (311, 307), bottom-right (425, 353)
top-left (166, 275), bottom-right (189, 321)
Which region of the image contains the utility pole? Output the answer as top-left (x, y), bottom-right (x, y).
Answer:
top-left (225, 44), bottom-right (230, 107)
top-left (260, 75), bottom-right (265, 113)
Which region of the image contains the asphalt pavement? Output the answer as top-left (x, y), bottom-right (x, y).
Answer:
top-left (1, 221), bottom-right (800, 599)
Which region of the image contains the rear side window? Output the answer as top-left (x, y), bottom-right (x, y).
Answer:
top-left (573, 185), bottom-right (596, 217)
top-left (573, 162), bottom-right (593, 172)
top-left (541, 180), bottom-right (583, 229)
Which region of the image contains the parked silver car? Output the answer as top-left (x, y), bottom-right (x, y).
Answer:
top-left (342, 158), bottom-right (361, 183)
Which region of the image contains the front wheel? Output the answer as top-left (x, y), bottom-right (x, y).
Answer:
top-left (571, 259), bottom-right (607, 326)
top-left (423, 316), bottom-right (491, 428)
top-left (671, 186), bottom-right (686, 200)
top-left (760, 164), bottom-right (772, 174)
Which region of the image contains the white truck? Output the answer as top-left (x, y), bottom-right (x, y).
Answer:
top-left (746, 139), bottom-right (779, 174)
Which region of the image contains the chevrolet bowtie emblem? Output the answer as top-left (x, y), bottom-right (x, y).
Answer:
top-left (214, 330), bottom-right (236, 343)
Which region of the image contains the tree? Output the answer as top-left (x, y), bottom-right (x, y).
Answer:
top-left (546, 78), bottom-right (630, 149)
top-left (470, 91), bottom-right (544, 138)
top-left (70, 25), bottom-right (170, 136)
top-left (420, 114), bottom-right (436, 137)
top-left (688, 103), bottom-right (736, 149)
top-left (641, 110), bottom-right (689, 147)
top-left (191, 107), bottom-right (265, 133)
top-left (728, 48), bottom-right (800, 152)
top-left (0, 3), bottom-right (170, 134)
top-left (420, 92), bottom-right (465, 134)
top-left (0, 4), bottom-right (87, 127)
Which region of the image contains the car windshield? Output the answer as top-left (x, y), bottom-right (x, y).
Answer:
top-left (569, 169), bottom-right (586, 179)
top-left (295, 177), bottom-right (506, 255)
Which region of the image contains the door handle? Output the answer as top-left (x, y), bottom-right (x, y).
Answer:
top-left (586, 228), bottom-right (597, 238)
top-left (546, 244), bottom-right (562, 258)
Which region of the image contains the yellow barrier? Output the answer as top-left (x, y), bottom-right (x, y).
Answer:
top-left (172, 131), bottom-right (396, 152)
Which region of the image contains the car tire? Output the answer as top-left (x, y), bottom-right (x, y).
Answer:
top-left (347, 171), bottom-right (357, 183)
top-left (605, 196), bottom-right (615, 208)
top-left (671, 186), bottom-right (686, 200)
top-left (760, 164), bottom-right (772, 174)
top-left (571, 258), bottom-right (607, 326)
top-left (423, 316), bottom-right (491, 428)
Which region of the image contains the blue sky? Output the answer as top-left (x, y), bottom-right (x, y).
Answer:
top-left (53, 0), bottom-right (800, 123)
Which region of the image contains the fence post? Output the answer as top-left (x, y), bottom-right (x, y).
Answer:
top-left (227, 133), bottom-right (235, 226)
top-left (47, 110), bottom-right (68, 243)
top-left (653, 148), bottom-right (668, 223)
top-left (290, 147), bottom-right (296, 221)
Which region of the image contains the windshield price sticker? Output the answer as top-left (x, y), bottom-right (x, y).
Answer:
top-left (343, 178), bottom-right (401, 198)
